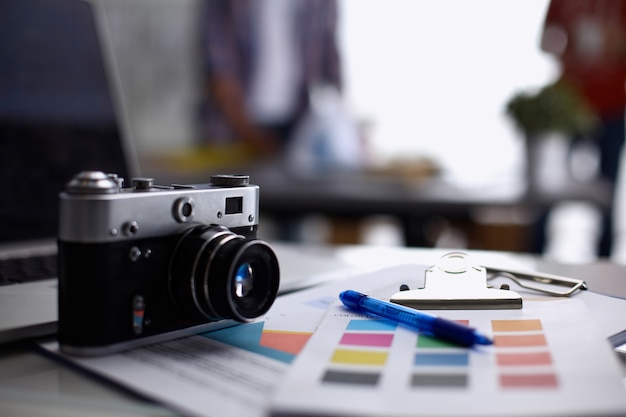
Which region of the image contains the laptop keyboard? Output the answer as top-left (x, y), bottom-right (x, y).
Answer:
top-left (0, 254), bottom-right (57, 285)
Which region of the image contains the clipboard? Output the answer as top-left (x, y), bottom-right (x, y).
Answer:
top-left (390, 252), bottom-right (587, 310)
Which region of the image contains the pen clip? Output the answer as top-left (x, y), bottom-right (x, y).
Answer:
top-left (485, 267), bottom-right (587, 297)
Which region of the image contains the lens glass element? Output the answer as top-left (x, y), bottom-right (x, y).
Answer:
top-left (235, 263), bottom-right (254, 298)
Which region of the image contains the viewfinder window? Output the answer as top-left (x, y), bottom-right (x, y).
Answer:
top-left (225, 196), bottom-right (243, 214)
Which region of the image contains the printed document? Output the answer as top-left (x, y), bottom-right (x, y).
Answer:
top-left (41, 264), bottom-right (626, 417)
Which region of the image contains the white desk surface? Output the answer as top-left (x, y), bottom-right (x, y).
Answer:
top-left (1, 243), bottom-right (625, 416)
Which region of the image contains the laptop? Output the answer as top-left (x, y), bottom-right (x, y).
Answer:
top-left (0, 0), bottom-right (359, 346)
top-left (0, 0), bottom-right (140, 343)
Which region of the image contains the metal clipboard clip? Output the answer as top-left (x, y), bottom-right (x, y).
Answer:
top-left (390, 252), bottom-right (587, 310)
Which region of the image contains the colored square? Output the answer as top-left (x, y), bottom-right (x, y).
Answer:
top-left (346, 319), bottom-right (397, 332)
top-left (203, 322), bottom-right (294, 364)
top-left (417, 334), bottom-right (460, 349)
top-left (492, 319), bottom-right (543, 332)
top-left (323, 370), bottom-right (380, 386)
top-left (260, 330), bottom-right (312, 355)
top-left (500, 373), bottom-right (558, 388)
top-left (306, 296), bottom-right (335, 310)
top-left (494, 334), bottom-right (547, 347)
top-left (496, 352), bottom-right (552, 366)
top-left (340, 333), bottom-right (394, 347)
top-left (411, 373), bottom-right (468, 388)
top-left (331, 349), bottom-right (388, 366)
top-left (414, 352), bottom-right (469, 366)
top-left (416, 320), bottom-right (470, 348)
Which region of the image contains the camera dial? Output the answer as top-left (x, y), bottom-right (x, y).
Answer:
top-left (210, 174), bottom-right (249, 187)
top-left (66, 171), bottom-right (121, 194)
top-left (132, 178), bottom-right (154, 190)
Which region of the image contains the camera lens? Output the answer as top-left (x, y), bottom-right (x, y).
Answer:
top-left (169, 226), bottom-right (280, 322)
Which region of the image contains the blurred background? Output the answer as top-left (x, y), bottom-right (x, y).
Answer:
top-left (96, 0), bottom-right (625, 262)
top-left (104, 0), bottom-right (552, 181)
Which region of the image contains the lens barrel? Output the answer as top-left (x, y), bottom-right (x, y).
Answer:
top-left (169, 226), bottom-right (279, 322)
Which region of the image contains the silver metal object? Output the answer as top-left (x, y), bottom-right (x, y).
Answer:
top-left (59, 171), bottom-right (259, 243)
top-left (485, 267), bottom-right (588, 297)
top-left (390, 252), bottom-right (587, 310)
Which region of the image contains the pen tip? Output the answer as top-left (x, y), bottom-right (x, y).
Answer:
top-left (475, 334), bottom-right (493, 345)
top-left (339, 290), bottom-right (364, 311)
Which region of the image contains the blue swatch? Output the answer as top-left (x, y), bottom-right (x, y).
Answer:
top-left (346, 319), bottom-right (397, 332)
top-left (414, 352), bottom-right (469, 366)
top-left (201, 322), bottom-right (295, 364)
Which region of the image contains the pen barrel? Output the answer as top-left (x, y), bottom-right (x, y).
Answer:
top-left (430, 317), bottom-right (476, 347)
top-left (340, 290), bottom-right (488, 347)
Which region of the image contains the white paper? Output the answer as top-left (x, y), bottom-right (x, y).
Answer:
top-left (41, 264), bottom-right (626, 417)
top-left (43, 336), bottom-right (285, 417)
top-left (272, 299), bottom-right (626, 417)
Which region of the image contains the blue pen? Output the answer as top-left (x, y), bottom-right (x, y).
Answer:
top-left (339, 290), bottom-right (492, 347)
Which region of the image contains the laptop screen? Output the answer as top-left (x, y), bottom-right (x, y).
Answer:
top-left (0, 0), bottom-right (134, 243)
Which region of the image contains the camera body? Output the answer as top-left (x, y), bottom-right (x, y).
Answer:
top-left (58, 172), bottom-right (279, 356)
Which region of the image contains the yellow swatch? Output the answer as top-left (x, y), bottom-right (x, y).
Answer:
top-left (331, 349), bottom-right (388, 366)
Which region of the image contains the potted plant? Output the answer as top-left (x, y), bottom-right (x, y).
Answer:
top-left (506, 80), bottom-right (598, 192)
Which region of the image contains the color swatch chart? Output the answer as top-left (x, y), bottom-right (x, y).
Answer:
top-left (411, 320), bottom-right (472, 388)
top-left (492, 319), bottom-right (557, 389)
top-left (322, 317), bottom-right (559, 390)
top-left (274, 299), bottom-right (626, 417)
top-left (323, 318), bottom-right (397, 386)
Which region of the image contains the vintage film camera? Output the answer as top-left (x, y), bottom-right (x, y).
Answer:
top-left (58, 171), bottom-right (279, 355)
